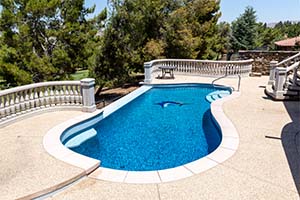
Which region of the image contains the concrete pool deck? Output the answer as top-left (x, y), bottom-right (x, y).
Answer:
top-left (1, 76), bottom-right (300, 199)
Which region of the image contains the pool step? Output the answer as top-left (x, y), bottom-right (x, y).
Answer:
top-left (65, 128), bottom-right (97, 148)
top-left (206, 90), bottom-right (230, 103)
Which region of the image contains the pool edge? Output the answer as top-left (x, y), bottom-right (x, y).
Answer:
top-left (43, 84), bottom-right (240, 185)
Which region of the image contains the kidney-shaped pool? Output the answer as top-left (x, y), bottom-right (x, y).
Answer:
top-left (61, 84), bottom-right (231, 171)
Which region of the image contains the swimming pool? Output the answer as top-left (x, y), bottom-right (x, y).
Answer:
top-left (62, 84), bottom-right (230, 171)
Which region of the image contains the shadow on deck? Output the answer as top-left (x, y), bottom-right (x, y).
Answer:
top-left (281, 100), bottom-right (300, 195)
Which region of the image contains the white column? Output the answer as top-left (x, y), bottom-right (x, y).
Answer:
top-left (274, 67), bottom-right (286, 98)
top-left (80, 78), bottom-right (96, 112)
top-left (144, 62), bottom-right (152, 83)
top-left (268, 61), bottom-right (278, 85)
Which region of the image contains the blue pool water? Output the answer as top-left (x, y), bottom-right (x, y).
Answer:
top-left (64, 85), bottom-right (229, 171)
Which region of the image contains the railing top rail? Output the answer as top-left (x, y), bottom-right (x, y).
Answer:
top-left (145, 58), bottom-right (254, 66)
top-left (276, 52), bottom-right (300, 67)
top-left (0, 80), bottom-right (81, 96)
top-left (285, 61), bottom-right (300, 72)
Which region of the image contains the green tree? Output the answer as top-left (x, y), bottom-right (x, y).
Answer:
top-left (255, 22), bottom-right (282, 50)
top-left (163, 0), bottom-right (221, 59)
top-left (91, 0), bottom-right (223, 93)
top-left (274, 21), bottom-right (300, 38)
top-left (215, 22), bottom-right (231, 57)
top-left (91, 0), bottom-right (182, 94)
top-left (0, 0), bottom-right (96, 87)
top-left (230, 6), bottom-right (257, 51)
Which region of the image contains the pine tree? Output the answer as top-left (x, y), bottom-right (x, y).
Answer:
top-left (92, 0), bottom-right (223, 93)
top-left (230, 6), bottom-right (257, 51)
top-left (0, 0), bottom-right (95, 87)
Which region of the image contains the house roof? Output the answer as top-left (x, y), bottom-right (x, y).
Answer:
top-left (275, 37), bottom-right (300, 47)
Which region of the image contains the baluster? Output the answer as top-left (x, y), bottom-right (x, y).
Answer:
top-left (24, 90), bottom-right (30, 112)
top-left (200, 62), bottom-right (203, 74)
top-left (39, 87), bottom-right (45, 108)
top-left (19, 91), bottom-right (26, 113)
top-left (65, 85), bottom-right (70, 105)
top-left (215, 63), bottom-right (217, 75)
top-left (0, 96), bottom-right (5, 120)
top-left (207, 62), bottom-right (210, 75)
top-left (192, 61), bottom-right (195, 74)
top-left (50, 86), bottom-right (55, 106)
top-left (78, 85), bottom-right (83, 105)
top-left (44, 87), bottom-right (50, 107)
top-left (178, 61), bottom-right (181, 73)
top-left (1, 96), bottom-right (6, 119)
top-left (4, 95), bottom-right (11, 118)
top-left (54, 85), bottom-right (60, 105)
top-left (10, 93), bottom-right (16, 116)
top-left (191, 61), bottom-right (194, 73)
top-left (34, 87), bottom-right (40, 109)
top-left (292, 67), bottom-right (298, 86)
top-left (70, 85), bottom-right (75, 104)
top-left (192, 61), bottom-right (196, 74)
top-left (74, 85), bottom-right (80, 104)
top-left (180, 61), bottom-right (183, 72)
top-left (186, 61), bottom-right (188, 73)
top-left (60, 85), bottom-right (66, 105)
top-left (206, 63), bottom-right (209, 75)
top-left (29, 88), bottom-right (35, 110)
top-left (14, 92), bottom-right (20, 115)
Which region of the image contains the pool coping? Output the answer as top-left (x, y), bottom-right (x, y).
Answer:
top-left (43, 84), bottom-right (240, 184)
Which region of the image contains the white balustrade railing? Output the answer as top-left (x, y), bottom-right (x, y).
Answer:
top-left (268, 51), bottom-right (300, 85)
top-left (144, 59), bottom-right (253, 83)
top-left (0, 78), bottom-right (96, 123)
top-left (269, 61), bottom-right (300, 99)
top-left (266, 52), bottom-right (300, 100)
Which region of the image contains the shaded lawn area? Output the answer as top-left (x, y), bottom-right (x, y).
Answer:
top-left (70, 70), bottom-right (143, 109)
top-left (71, 69), bottom-right (89, 80)
top-left (95, 74), bottom-right (144, 109)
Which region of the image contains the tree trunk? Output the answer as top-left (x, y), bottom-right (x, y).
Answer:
top-left (95, 84), bottom-right (104, 97)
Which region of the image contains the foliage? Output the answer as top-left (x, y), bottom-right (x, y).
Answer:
top-left (0, 0), bottom-right (96, 87)
top-left (274, 21), bottom-right (300, 38)
top-left (230, 6), bottom-right (257, 51)
top-left (228, 7), bottom-right (300, 51)
top-left (2, 1), bottom-right (298, 90)
top-left (254, 23), bottom-right (282, 50)
top-left (71, 69), bottom-right (89, 80)
top-left (91, 0), bottom-right (223, 91)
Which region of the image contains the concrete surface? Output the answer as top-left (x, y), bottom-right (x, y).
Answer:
top-left (0, 111), bottom-right (85, 199)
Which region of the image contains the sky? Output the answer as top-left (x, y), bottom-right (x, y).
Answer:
top-left (85, 0), bottom-right (300, 23)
